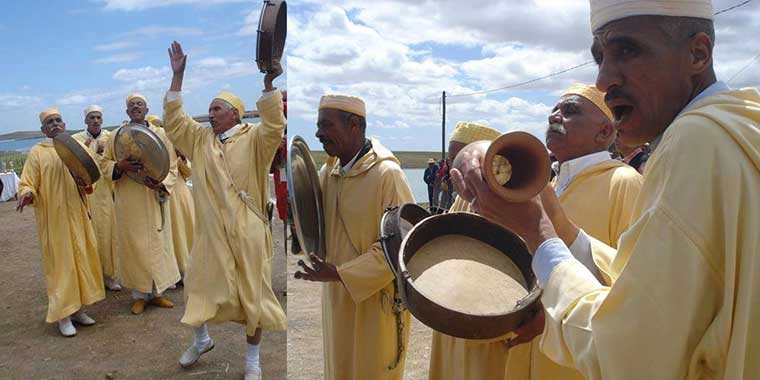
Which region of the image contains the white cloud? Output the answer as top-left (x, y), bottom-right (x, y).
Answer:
top-left (97, 0), bottom-right (248, 11)
top-left (94, 41), bottom-right (138, 51)
top-left (95, 53), bottom-right (142, 64)
top-left (0, 95), bottom-right (43, 110)
top-left (286, 0), bottom-right (760, 151)
top-left (120, 26), bottom-right (203, 38)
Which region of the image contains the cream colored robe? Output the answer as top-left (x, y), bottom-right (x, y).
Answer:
top-left (319, 139), bottom-right (415, 380)
top-left (73, 130), bottom-right (117, 278)
top-left (19, 140), bottom-right (105, 322)
top-left (101, 122), bottom-right (180, 294)
top-left (541, 89), bottom-right (760, 379)
top-left (168, 155), bottom-right (195, 274)
top-left (427, 195), bottom-right (513, 380)
top-left (163, 91), bottom-right (287, 334)
top-left (504, 159), bottom-right (642, 380)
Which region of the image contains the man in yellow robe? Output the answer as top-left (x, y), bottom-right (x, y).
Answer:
top-left (18, 108), bottom-right (105, 337)
top-left (452, 2), bottom-right (760, 379)
top-left (428, 121), bottom-right (509, 380)
top-left (294, 94), bottom-right (415, 380)
top-left (504, 84), bottom-right (642, 379)
top-left (72, 105), bottom-right (121, 291)
top-left (147, 114), bottom-right (194, 278)
top-left (164, 42), bottom-right (286, 380)
top-left (101, 93), bottom-right (180, 314)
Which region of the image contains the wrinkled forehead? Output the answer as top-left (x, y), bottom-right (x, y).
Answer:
top-left (554, 94), bottom-right (585, 109)
top-left (209, 98), bottom-right (232, 109)
top-left (87, 111), bottom-right (103, 118)
top-left (591, 16), bottom-right (663, 51)
top-left (317, 108), bottom-right (345, 126)
top-left (43, 114), bottom-right (63, 124)
top-left (127, 99), bottom-right (146, 107)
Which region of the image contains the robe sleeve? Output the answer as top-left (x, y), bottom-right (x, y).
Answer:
top-left (163, 96), bottom-right (205, 162)
top-left (251, 91), bottom-right (286, 168)
top-left (607, 168), bottom-right (643, 247)
top-left (178, 159), bottom-right (192, 180)
top-left (337, 164), bottom-right (415, 303)
top-left (18, 148), bottom-right (41, 202)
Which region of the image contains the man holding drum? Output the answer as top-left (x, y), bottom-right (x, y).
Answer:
top-left (164, 41), bottom-right (287, 380)
top-left (453, 1), bottom-right (760, 378)
top-left (101, 93), bottom-right (180, 315)
top-left (73, 105), bottom-right (121, 292)
top-left (428, 121), bottom-right (515, 380)
top-left (503, 84), bottom-right (643, 379)
top-left (294, 94), bottom-right (415, 380)
top-left (17, 108), bottom-right (105, 337)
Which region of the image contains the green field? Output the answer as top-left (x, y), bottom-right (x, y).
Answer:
top-left (310, 151), bottom-right (445, 169)
top-left (0, 151), bottom-right (27, 175)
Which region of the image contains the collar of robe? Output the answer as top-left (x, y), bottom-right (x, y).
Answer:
top-left (331, 139), bottom-right (373, 177)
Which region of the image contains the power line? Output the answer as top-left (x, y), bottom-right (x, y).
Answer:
top-left (447, 61), bottom-right (595, 98)
top-left (728, 51), bottom-right (760, 83)
top-left (442, 0), bottom-right (755, 99)
top-left (715, 0), bottom-right (755, 16)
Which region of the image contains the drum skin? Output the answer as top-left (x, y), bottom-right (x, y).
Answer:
top-left (113, 123), bottom-right (170, 185)
top-left (397, 212), bottom-right (542, 339)
top-left (380, 203), bottom-right (431, 278)
top-left (53, 134), bottom-right (101, 186)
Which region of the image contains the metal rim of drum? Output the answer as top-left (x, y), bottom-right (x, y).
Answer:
top-left (380, 203), bottom-right (431, 278)
top-left (286, 135), bottom-right (326, 260)
top-left (52, 134), bottom-right (101, 186)
top-left (113, 123), bottom-right (170, 184)
top-left (256, 0), bottom-right (287, 73)
top-left (396, 212), bottom-right (542, 339)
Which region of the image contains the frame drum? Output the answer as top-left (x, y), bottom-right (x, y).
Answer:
top-left (397, 212), bottom-right (542, 339)
top-left (256, 0), bottom-right (287, 73)
top-left (53, 134), bottom-right (101, 186)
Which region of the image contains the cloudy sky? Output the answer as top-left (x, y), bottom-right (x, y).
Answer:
top-left (0, 0), bottom-right (278, 135)
top-left (288, 0), bottom-right (760, 152)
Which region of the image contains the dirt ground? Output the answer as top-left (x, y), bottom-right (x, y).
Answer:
top-left (286, 244), bottom-right (434, 380)
top-left (0, 192), bottom-right (288, 380)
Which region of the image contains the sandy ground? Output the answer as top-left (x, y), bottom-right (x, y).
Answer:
top-left (0, 185), bottom-right (288, 380)
top-left (286, 246), bottom-right (434, 380)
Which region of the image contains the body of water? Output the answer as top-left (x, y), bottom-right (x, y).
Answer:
top-left (0, 138), bottom-right (46, 152)
top-left (403, 168), bottom-right (431, 204)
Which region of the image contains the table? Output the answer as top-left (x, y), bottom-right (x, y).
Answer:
top-left (0, 172), bottom-right (20, 202)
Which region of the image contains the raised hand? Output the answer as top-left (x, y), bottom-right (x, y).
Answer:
top-left (264, 58), bottom-right (282, 91)
top-left (168, 41), bottom-right (187, 74)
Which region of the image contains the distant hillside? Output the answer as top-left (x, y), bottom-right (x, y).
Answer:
top-left (0, 125), bottom-right (121, 141)
top-left (310, 151), bottom-right (444, 169)
top-left (0, 131), bottom-right (44, 141)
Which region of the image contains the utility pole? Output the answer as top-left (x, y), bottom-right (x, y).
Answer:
top-left (441, 91), bottom-right (446, 161)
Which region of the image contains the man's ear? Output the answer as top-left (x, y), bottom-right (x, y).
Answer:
top-left (688, 32), bottom-right (713, 76)
top-left (596, 121), bottom-right (615, 145)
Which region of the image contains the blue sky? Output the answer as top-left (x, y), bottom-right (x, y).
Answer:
top-left (287, 0), bottom-right (760, 152)
top-left (0, 0), bottom-right (280, 135)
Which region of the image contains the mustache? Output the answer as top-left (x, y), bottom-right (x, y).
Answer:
top-left (548, 122), bottom-right (566, 135)
top-left (604, 87), bottom-right (633, 104)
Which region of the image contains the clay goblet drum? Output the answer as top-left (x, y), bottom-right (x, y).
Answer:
top-left (396, 212), bottom-right (541, 339)
top-left (453, 131), bottom-right (552, 202)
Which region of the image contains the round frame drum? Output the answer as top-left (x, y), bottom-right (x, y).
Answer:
top-left (287, 135), bottom-right (326, 259)
top-left (380, 203), bottom-right (431, 278)
top-left (397, 212), bottom-right (541, 339)
top-left (113, 123), bottom-right (170, 185)
top-left (53, 134), bottom-right (101, 186)
top-left (256, 0), bottom-right (287, 73)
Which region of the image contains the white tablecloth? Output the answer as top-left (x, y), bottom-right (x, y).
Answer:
top-left (0, 172), bottom-right (20, 202)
